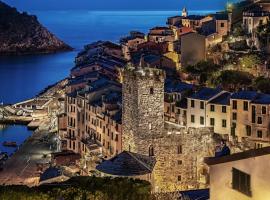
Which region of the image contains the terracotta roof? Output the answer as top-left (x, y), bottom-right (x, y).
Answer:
top-left (205, 146), bottom-right (270, 166)
top-left (96, 151), bottom-right (156, 176)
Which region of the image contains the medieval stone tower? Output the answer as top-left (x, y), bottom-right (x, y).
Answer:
top-left (122, 60), bottom-right (217, 192)
top-left (122, 60), bottom-right (165, 154)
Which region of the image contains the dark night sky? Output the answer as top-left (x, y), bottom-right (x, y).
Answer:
top-left (3, 0), bottom-right (231, 11)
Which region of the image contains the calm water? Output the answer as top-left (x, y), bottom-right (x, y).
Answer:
top-left (0, 10), bottom-right (215, 104)
top-left (0, 125), bottom-right (32, 156)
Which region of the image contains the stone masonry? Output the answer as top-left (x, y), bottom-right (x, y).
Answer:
top-left (122, 61), bottom-right (218, 192)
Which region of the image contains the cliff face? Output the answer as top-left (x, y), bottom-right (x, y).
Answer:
top-left (0, 1), bottom-right (72, 55)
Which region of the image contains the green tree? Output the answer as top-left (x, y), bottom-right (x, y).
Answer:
top-left (214, 70), bottom-right (253, 91)
top-left (253, 76), bottom-right (270, 94)
top-left (239, 54), bottom-right (261, 69)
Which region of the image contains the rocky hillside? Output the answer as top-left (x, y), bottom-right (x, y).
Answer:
top-left (0, 1), bottom-right (72, 55)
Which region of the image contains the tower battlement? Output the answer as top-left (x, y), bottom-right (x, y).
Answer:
top-left (124, 62), bottom-right (165, 81)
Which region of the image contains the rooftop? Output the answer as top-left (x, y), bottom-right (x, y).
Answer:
top-left (205, 146), bottom-right (270, 166)
top-left (252, 93), bottom-right (270, 104)
top-left (231, 91), bottom-right (258, 100)
top-left (190, 87), bottom-right (222, 101)
top-left (96, 151), bottom-right (156, 176)
top-left (209, 92), bottom-right (231, 105)
top-left (183, 15), bottom-right (205, 20)
top-left (165, 79), bottom-right (194, 93)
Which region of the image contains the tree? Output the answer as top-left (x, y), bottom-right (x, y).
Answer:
top-left (239, 54), bottom-right (261, 70)
top-left (183, 61), bottom-right (222, 84)
top-left (253, 76), bottom-right (270, 94)
top-left (232, 25), bottom-right (245, 37)
top-left (214, 70), bottom-right (253, 91)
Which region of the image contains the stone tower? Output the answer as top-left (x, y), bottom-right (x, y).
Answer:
top-left (182, 7), bottom-right (188, 17)
top-left (122, 59), bottom-right (165, 155)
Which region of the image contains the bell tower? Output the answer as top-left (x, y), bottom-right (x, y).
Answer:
top-left (182, 7), bottom-right (188, 17)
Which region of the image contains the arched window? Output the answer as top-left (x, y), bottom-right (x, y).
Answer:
top-left (149, 145), bottom-right (154, 156)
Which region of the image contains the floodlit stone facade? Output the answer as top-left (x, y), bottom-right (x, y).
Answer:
top-left (122, 61), bottom-right (217, 192)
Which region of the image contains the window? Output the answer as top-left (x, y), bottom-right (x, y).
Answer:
top-left (150, 87), bottom-right (154, 94)
top-left (178, 175), bottom-right (182, 181)
top-left (200, 101), bottom-right (204, 109)
top-left (262, 106), bottom-right (266, 114)
top-left (257, 130), bottom-right (263, 138)
top-left (232, 113), bottom-right (237, 120)
top-left (257, 117), bottom-right (262, 124)
top-left (222, 106), bottom-right (227, 113)
top-left (220, 22), bottom-right (225, 27)
top-left (191, 115), bottom-right (195, 123)
top-left (231, 122), bottom-right (236, 136)
top-left (222, 119), bottom-right (227, 128)
top-left (243, 101), bottom-right (249, 111)
top-left (115, 134), bottom-right (118, 142)
top-left (210, 105), bottom-right (215, 112)
top-left (233, 100), bottom-right (237, 110)
top-left (210, 118), bottom-right (215, 126)
top-left (252, 106), bottom-right (256, 123)
top-left (232, 168), bottom-right (251, 197)
top-left (246, 125), bottom-right (251, 136)
top-left (149, 146), bottom-right (154, 156)
top-left (200, 116), bottom-right (204, 125)
top-left (177, 160), bottom-right (182, 165)
top-left (191, 100), bottom-right (195, 108)
top-left (177, 145), bottom-right (182, 154)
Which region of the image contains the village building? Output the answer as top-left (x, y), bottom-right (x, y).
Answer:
top-left (96, 60), bottom-right (217, 192)
top-left (205, 146), bottom-right (270, 200)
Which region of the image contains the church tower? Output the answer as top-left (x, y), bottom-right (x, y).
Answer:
top-left (182, 7), bottom-right (188, 17)
top-left (122, 58), bottom-right (165, 155)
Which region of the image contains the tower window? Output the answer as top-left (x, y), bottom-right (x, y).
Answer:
top-left (177, 145), bottom-right (182, 154)
top-left (150, 87), bottom-right (154, 94)
top-left (149, 146), bottom-right (154, 156)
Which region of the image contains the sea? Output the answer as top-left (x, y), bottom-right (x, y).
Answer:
top-left (0, 10), bottom-right (216, 154)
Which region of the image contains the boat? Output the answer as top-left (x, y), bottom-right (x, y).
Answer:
top-left (3, 141), bottom-right (17, 147)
